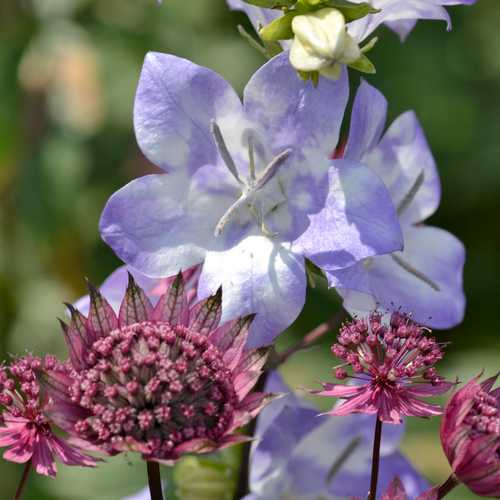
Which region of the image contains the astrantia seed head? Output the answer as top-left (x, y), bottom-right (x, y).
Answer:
top-left (313, 311), bottom-right (453, 423)
top-left (46, 268), bottom-right (273, 463)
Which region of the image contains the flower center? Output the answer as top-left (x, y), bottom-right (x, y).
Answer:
top-left (71, 320), bottom-right (237, 459)
top-left (332, 312), bottom-right (446, 386)
top-left (210, 120), bottom-right (292, 237)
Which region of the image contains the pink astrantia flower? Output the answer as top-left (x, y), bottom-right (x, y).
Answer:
top-left (0, 355), bottom-right (96, 477)
top-left (440, 373), bottom-right (500, 497)
top-left (313, 312), bottom-right (453, 423)
top-left (45, 271), bottom-right (273, 463)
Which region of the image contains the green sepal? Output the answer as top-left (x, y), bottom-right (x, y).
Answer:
top-left (259, 11), bottom-right (299, 41)
top-left (243, 0), bottom-right (296, 8)
top-left (360, 36), bottom-right (378, 54)
top-left (297, 70), bottom-right (320, 87)
top-left (348, 53), bottom-right (376, 74)
top-left (300, 0), bottom-right (380, 22)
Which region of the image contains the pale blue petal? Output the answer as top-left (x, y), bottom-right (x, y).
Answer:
top-left (244, 52), bottom-right (349, 158)
top-left (331, 225), bottom-right (466, 329)
top-left (134, 52), bottom-right (244, 173)
top-left (363, 110), bottom-right (441, 225)
top-left (344, 80), bottom-right (388, 162)
top-left (198, 236), bottom-right (306, 347)
top-left (290, 160), bottom-right (403, 271)
top-left (100, 172), bottom-right (235, 278)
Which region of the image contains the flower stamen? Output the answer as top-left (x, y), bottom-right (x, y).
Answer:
top-left (391, 254), bottom-right (440, 291)
top-left (210, 120), bottom-right (292, 237)
top-left (397, 170), bottom-right (425, 216)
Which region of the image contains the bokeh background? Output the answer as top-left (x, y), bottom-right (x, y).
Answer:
top-left (0, 0), bottom-right (498, 499)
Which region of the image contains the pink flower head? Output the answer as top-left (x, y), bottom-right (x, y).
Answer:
top-left (314, 312), bottom-right (453, 423)
top-left (440, 373), bottom-right (500, 497)
top-left (48, 271), bottom-right (273, 463)
top-left (0, 354), bottom-right (96, 477)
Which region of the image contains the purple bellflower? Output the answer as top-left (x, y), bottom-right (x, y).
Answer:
top-left (328, 80), bottom-right (465, 329)
top-left (100, 51), bottom-right (403, 347)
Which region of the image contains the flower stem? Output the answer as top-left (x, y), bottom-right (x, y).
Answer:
top-left (275, 309), bottom-right (347, 367)
top-left (147, 461), bottom-right (164, 500)
top-left (13, 460), bottom-right (31, 500)
top-left (437, 474), bottom-right (459, 499)
top-left (368, 417), bottom-right (383, 500)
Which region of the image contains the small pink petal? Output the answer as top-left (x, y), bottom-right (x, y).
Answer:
top-left (32, 435), bottom-right (57, 477)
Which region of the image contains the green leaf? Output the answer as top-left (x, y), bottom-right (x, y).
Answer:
top-left (243, 0), bottom-right (296, 8)
top-left (348, 53), bottom-right (376, 74)
top-left (259, 11), bottom-right (299, 41)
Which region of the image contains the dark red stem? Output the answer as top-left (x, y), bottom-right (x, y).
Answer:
top-left (368, 417), bottom-right (383, 500)
top-left (147, 461), bottom-right (164, 500)
top-left (437, 474), bottom-right (459, 499)
top-left (13, 460), bottom-right (31, 500)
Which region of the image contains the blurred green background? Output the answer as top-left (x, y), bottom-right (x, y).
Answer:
top-left (0, 0), bottom-right (498, 499)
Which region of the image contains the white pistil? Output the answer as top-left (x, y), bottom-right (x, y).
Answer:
top-left (211, 120), bottom-right (292, 237)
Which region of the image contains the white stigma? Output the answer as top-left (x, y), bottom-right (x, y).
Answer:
top-left (210, 120), bottom-right (292, 237)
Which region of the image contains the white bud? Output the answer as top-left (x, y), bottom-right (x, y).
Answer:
top-left (289, 8), bottom-right (361, 80)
